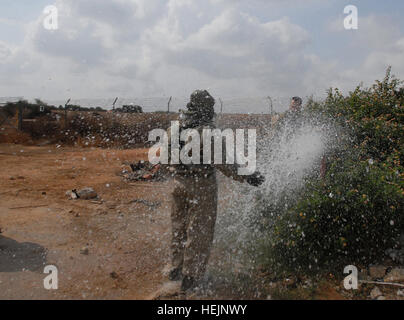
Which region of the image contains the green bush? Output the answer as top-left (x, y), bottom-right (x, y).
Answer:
top-left (258, 68), bottom-right (404, 275)
top-left (2, 99), bottom-right (53, 119)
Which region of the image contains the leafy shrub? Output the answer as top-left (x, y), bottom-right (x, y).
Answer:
top-left (258, 68), bottom-right (404, 275)
top-left (2, 99), bottom-right (52, 119)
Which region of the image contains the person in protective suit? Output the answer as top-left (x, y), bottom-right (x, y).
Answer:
top-left (166, 90), bottom-right (265, 292)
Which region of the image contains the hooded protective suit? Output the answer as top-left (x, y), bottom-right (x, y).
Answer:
top-left (166, 90), bottom-right (264, 290)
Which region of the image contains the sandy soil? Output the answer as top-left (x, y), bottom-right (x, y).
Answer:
top-left (0, 143), bottom-right (172, 299)
top-left (0, 143), bottom-right (352, 300)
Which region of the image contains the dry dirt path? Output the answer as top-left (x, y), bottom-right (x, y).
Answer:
top-left (0, 144), bottom-right (172, 299)
top-left (0, 143), bottom-right (350, 300)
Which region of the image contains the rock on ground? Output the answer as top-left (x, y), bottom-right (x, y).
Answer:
top-left (147, 281), bottom-right (182, 300)
top-left (77, 187), bottom-right (98, 200)
top-left (80, 246), bottom-right (89, 255)
top-left (384, 268), bottom-right (404, 283)
top-left (369, 265), bottom-right (387, 279)
top-left (370, 287), bottom-right (382, 299)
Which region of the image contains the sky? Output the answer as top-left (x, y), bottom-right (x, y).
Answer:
top-left (0, 0), bottom-right (404, 112)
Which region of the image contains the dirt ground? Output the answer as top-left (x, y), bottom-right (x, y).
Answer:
top-left (0, 143), bottom-right (376, 300)
top-left (0, 143), bottom-right (174, 299)
top-left (1, 143), bottom-right (270, 300)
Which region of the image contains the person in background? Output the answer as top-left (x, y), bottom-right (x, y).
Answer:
top-left (290, 96), bottom-right (303, 112)
top-left (289, 96), bottom-right (327, 179)
top-left (275, 96), bottom-right (327, 178)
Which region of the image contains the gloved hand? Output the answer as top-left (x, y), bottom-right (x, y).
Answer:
top-left (246, 171), bottom-right (265, 187)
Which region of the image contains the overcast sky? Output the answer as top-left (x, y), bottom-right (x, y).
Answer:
top-left (0, 0), bottom-right (403, 111)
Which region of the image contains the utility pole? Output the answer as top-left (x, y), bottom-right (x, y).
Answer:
top-left (167, 96), bottom-right (172, 113)
top-left (64, 98), bottom-right (71, 128)
top-left (17, 101), bottom-right (23, 131)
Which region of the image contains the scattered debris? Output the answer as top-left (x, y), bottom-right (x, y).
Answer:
top-left (66, 187), bottom-right (98, 200)
top-left (70, 210), bottom-right (80, 217)
top-left (397, 289), bottom-right (404, 297)
top-left (9, 204), bottom-right (48, 210)
top-left (66, 190), bottom-right (78, 199)
top-left (80, 246), bottom-right (89, 255)
top-left (285, 279), bottom-right (297, 288)
top-left (129, 183), bottom-right (166, 189)
top-left (37, 140), bottom-right (51, 147)
top-left (76, 187), bottom-right (98, 200)
top-left (127, 199), bottom-right (161, 209)
top-left (370, 286), bottom-right (382, 299)
top-left (359, 269), bottom-right (370, 281)
top-left (147, 281), bottom-right (182, 300)
top-left (369, 265), bottom-right (387, 279)
top-left (384, 268), bottom-right (404, 283)
top-left (120, 161), bottom-right (164, 182)
top-left (359, 280), bottom-right (404, 288)
top-left (106, 202), bottom-right (116, 209)
top-left (90, 200), bottom-right (103, 205)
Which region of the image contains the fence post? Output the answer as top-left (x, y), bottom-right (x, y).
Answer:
top-left (267, 96), bottom-right (273, 115)
top-left (112, 97), bottom-right (118, 111)
top-left (167, 96), bottom-right (172, 113)
top-left (17, 103), bottom-right (23, 131)
top-left (64, 98), bottom-right (71, 129)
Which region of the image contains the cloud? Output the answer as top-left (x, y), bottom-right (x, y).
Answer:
top-left (325, 13), bottom-right (404, 92)
top-left (25, 0), bottom-right (315, 98)
top-left (0, 41), bottom-right (12, 60)
top-left (0, 0), bottom-right (403, 108)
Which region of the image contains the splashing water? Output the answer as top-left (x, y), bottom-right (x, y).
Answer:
top-left (210, 115), bottom-right (333, 282)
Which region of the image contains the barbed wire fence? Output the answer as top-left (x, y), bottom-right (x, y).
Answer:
top-left (0, 95), bottom-right (317, 132)
top-left (41, 96), bottom-right (302, 114)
